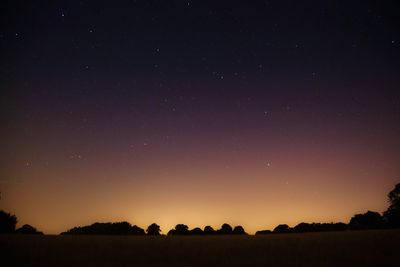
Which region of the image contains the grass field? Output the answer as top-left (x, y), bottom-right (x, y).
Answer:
top-left (1, 230), bottom-right (399, 266)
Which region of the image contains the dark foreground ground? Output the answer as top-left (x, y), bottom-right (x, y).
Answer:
top-left (1, 229), bottom-right (399, 267)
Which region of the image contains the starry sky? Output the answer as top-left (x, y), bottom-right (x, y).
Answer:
top-left (1, 1), bottom-right (399, 234)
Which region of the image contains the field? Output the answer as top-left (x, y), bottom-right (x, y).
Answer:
top-left (1, 230), bottom-right (399, 266)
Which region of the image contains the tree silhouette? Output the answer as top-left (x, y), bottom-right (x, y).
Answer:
top-left (383, 183), bottom-right (400, 228)
top-left (167, 229), bottom-right (175, 235)
top-left (203, 225), bottom-right (215, 235)
top-left (168, 224), bottom-right (189, 235)
top-left (256, 229), bottom-right (272, 235)
top-left (190, 227), bottom-right (204, 235)
top-left (175, 224), bottom-right (189, 234)
top-left (61, 221), bottom-right (145, 235)
top-left (218, 223), bottom-right (233, 234)
top-left (146, 223), bottom-right (161, 235)
top-left (233, 225), bottom-right (247, 235)
top-left (349, 211), bottom-right (383, 230)
top-left (293, 222), bottom-right (348, 232)
top-left (273, 224), bottom-right (291, 233)
top-left (293, 222), bottom-right (313, 233)
top-left (16, 224), bottom-right (43, 235)
top-left (131, 225), bottom-right (146, 235)
top-left (0, 210), bottom-right (17, 234)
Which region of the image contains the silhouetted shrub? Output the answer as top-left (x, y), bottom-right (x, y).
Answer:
top-left (233, 225), bottom-right (247, 235)
top-left (146, 223), bottom-right (161, 235)
top-left (217, 223), bottom-right (233, 234)
top-left (273, 224), bottom-right (291, 233)
top-left (190, 227), bottom-right (204, 235)
top-left (168, 224), bottom-right (189, 235)
top-left (256, 230), bottom-right (272, 235)
top-left (0, 210), bottom-right (17, 234)
top-left (293, 222), bottom-right (348, 233)
top-left (16, 224), bottom-right (43, 235)
top-left (167, 229), bottom-right (175, 235)
top-left (61, 221), bottom-right (145, 235)
top-left (131, 225), bottom-right (146, 235)
top-left (383, 183), bottom-right (400, 228)
top-left (203, 225), bottom-right (215, 235)
top-left (293, 222), bottom-right (313, 232)
top-left (349, 211), bottom-right (383, 230)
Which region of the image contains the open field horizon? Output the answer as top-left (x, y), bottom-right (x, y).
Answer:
top-left (1, 229), bottom-right (399, 266)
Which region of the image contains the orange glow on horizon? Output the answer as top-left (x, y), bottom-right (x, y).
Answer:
top-left (2, 135), bottom-right (398, 234)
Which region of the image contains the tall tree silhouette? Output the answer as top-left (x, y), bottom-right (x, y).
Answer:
top-left (146, 223), bottom-right (161, 235)
top-left (0, 210), bottom-right (17, 234)
top-left (383, 183), bottom-right (400, 228)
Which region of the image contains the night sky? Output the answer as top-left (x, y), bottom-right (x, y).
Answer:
top-left (1, 1), bottom-right (399, 234)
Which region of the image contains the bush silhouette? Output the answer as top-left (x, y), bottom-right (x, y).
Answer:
top-left (233, 225), bottom-right (247, 235)
top-left (217, 223), bottom-right (233, 234)
top-left (293, 222), bottom-right (313, 233)
top-left (168, 224), bottom-right (189, 235)
top-left (16, 224), bottom-right (43, 235)
top-left (349, 211), bottom-right (383, 230)
top-left (203, 225), bottom-right (215, 235)
top-left (255, 229), bottom-right (272, 235)
top-left (293, 222), bottom-right (348, 232)
top-left (146, 223), bottom-right (161, 235)
top-left (273, 224), bottom-right (291, 233)
top-left (383, 183), bottom-right (400, 228)
top-left (0, 210), bottom-right (17, 234)
top-left (190, 227), bottom-right (204, 235)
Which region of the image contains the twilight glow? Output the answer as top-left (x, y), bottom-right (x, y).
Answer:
top-left (1, 1), bottom-right (399, 234)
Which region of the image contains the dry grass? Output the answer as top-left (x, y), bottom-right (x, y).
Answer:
top-left (1, 229), bottom-right (399, 266)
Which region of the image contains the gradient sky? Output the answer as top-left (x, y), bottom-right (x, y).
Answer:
top-left (1, 1), bottom-right (399, 234)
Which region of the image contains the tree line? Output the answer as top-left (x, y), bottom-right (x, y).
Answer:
top-left (1, 183), bottom-right (399, 235)
top-left (59, 222), bottom-right (247, 236)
